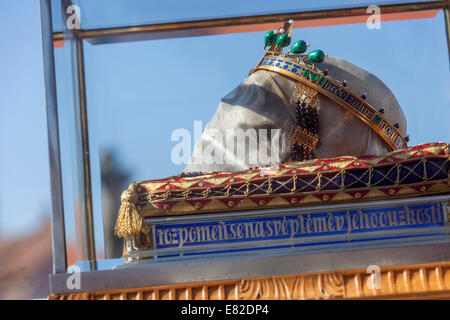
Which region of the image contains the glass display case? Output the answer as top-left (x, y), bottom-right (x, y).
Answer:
top-left (40, 0), bottom-right (450, 298)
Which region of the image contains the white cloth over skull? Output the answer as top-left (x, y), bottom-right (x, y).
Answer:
top-left (184, 55), bottom-right (407, 173)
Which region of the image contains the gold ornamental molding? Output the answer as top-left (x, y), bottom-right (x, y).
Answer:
top-left (50, 261), bottom-right (450, 300)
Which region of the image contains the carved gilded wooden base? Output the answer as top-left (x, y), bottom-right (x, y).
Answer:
top-left (49, 261), bottom-right (450, 300)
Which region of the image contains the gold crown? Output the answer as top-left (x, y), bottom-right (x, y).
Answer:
top-left (250, 20), bottom-right (408, 151)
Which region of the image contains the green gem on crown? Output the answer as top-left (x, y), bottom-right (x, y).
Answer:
top-left (308, 49), bottom-right (325, 63)
top-left (276, 33), bottom-right (291, 48)
top-left (317, 77), bottom-right (326, 85)
top-left (302, 70), bottom-right (311, 78)
top-left (373, 114), bottom-right (383, 125)
top-left (290, 40), bottom-right (308, 54)
top-left (310, 73), bottom-right (319, 81)
top-left (264, 31), bottom-right (277, 46)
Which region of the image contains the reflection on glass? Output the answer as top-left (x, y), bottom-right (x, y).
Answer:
top-left (100, 150), bottom-right (130, 258)
top-left (52, 0), bottom-right (441, 31)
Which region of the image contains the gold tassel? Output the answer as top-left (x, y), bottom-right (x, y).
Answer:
top-left (114, 182), bottom-right (149, 243)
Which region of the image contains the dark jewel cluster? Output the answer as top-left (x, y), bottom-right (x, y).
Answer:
top-left (290, 99), bottom-right (319, 162)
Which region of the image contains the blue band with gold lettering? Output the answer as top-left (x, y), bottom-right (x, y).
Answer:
top-left (153, 201), bottom-right (446, 256)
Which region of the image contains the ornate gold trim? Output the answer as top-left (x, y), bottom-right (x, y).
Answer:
top-left (49, 261), bottom-right (450, 300)
top-left (141, 181), bottom-right (449, 217)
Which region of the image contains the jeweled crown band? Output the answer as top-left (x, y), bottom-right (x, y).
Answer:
top-left (250, 55), bottom-right (407, 151)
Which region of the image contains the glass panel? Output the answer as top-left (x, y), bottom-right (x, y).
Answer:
top-left (51, 0), bottom-right (442, 31)
top-left (54, 39), bottom-right (107, 268)
top-left (54, 7), bottom-right (449, 268)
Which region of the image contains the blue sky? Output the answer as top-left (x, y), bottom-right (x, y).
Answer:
top-left (0, 1), bottom-right (50, 237)
top-left (0, 1), bottom-right (449, 262)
